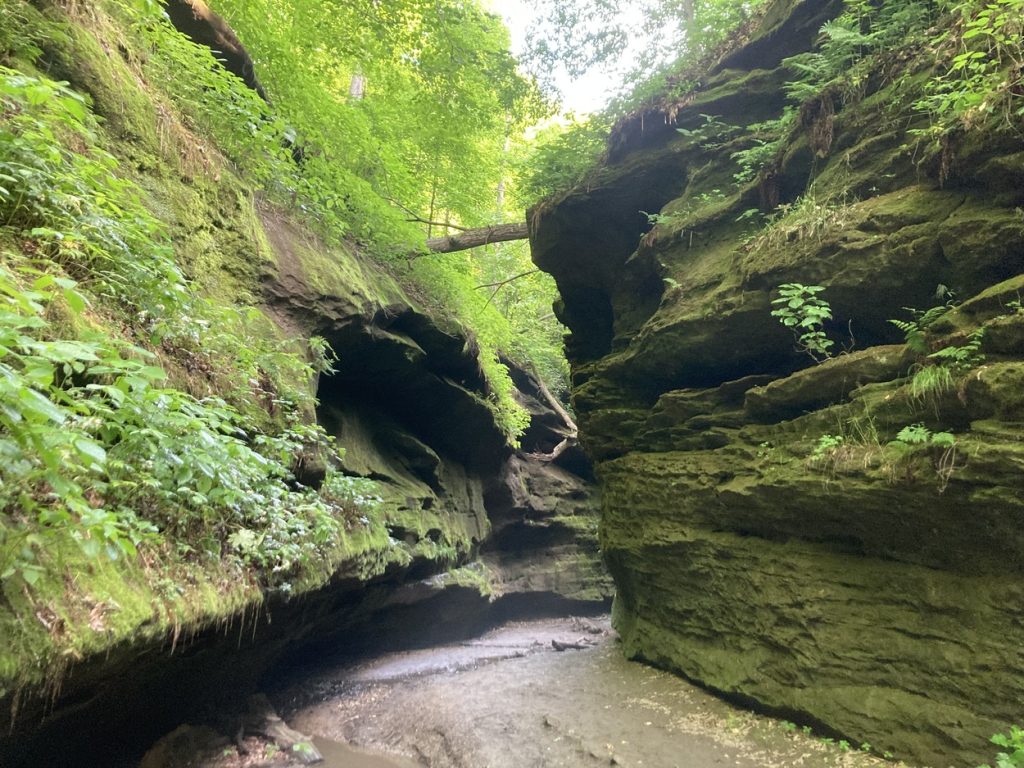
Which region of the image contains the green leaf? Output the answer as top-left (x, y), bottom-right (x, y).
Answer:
top-left (74, 438), bottom-right (107, 467)
top-left (80, 537), bottom-right (101, 559)
top-left (19, 388), bottom-right (66, 424)
top-left (61, 285), bottom-right (88, 313)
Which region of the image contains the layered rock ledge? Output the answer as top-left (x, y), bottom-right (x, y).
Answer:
top-left (531, 0), bottom-right (1024, 762)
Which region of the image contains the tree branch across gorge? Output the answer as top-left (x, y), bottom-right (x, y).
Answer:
top-left (425, 221), bottom-right (529, 253)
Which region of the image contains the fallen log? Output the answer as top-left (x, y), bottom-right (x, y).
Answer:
top-left (244, 694), bottom-right (323, 765)
top-left (425, 221), bottom-right (529, 253)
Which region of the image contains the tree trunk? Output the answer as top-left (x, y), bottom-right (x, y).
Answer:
top-left (425, 221), bottom-right (529, 253)
top-left (682, 0), bottom-right (695, 30)
top-left (349, 71), bottom-right (365, 99)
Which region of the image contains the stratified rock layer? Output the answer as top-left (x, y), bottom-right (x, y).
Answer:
top-left (532, 0), bottom-right (1024, 763)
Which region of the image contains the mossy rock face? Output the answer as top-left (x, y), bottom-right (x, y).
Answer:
top-left (532, 0), bottom-right (1024, 762)
top-left (607, 531), bottom-right (1024, 766)
top-left (744, 345), bottom-right (915, 422)
top-left (39, 14), bottom-right (159, 155)
top-left (1, 3), bottom-right (609, 758)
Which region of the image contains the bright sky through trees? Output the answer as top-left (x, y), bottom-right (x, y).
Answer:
top-left (494, 0), bottom-right (645, 114)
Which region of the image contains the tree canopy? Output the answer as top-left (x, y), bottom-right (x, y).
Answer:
top-left (215, 0), bottom-right (549, 234)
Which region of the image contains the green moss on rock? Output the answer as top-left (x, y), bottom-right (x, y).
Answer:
top-left (533, 0), bottom-right (1024, 762)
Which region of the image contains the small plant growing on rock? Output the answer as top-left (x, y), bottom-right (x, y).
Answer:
top-left (910, 328), bottom-right (986, 402)
top-left (808, 430), bottom-right (869, 480)
top-left (979, 724), bottom-right (1024, 768)
top-left (928, 328), bottom-right (985, 372)
top-left (676, 113), bottom-right (740, 149)
top-left (890, 304), bottom-right (953, 353)
top-left (748, 194), bottom-right (854, 250)
top-left (771, 283), bottom-right (835, 362)
top-left (307, 335), bottom-right (338, 375)
top-left (890, 302), bottom-right (986, 403)
top-left (641, 210), bottom-right (677, 226)
top-left (886, 424), bottom-right (959, 492)
top-left (811, 433), bottom-right (845, 461)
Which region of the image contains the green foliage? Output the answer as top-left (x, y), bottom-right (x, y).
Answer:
top-left (779, 0), bottom-right (1022, 143)
top-left (509, 0), bottom-right (778, 206)
top-left (719, 0), bottom-right (962, 217)
top-left (748, 193), bottom-right (855, 249)
top-left (0, 63), bottom-right (358, 589)
top-left (320, 473), bottom-right (383, 517)
top-left (307, 336), bottom-right (338, 376)
top-left (889, 304), bottom-right (953, 353)
top-left (910, 363), bottom-right (955, 399)
top-left (514, 117), bottom-right (609, 207)
top-left (771, 283), bottom-right (835, 362)
top-left (676, 113), bottom-right (741, 148)
top-left (810, 433), bottom-right (845, 461)
top-left (0, 256), bottom-right (341, 587)
top-left (472, 241), bottom-right (570, 400)
top-left (129, 1), bottom-right (419, 255)
top-left (916, 0), bottom-right (1024, 135)
top-left (201, 0), bottom-right (547, 242)
top-left (523, 0), bottom-right (771, 107)
top-left (0, 69), bottom-right (182, 320)
top-left (642, 210), bottom-right (677, 225)
top-left (891, 423), bottom-right (956, 447)
top-left (784, 0), bottom-right (934, 105)
top-left (908, 327), bottom-right (985, 400)
top-left (730, 109), bottom-right (796, 185)
top-left (928, 327), bottom-right (986, 371)
top-left (120, 0), bottom-right (555, 438)
top-left (882, 423), bottom-right (960, 490)
top-left (980, 725), bottom-right (1024, 768)
top-left (0, 0), bottom-right (65, 63)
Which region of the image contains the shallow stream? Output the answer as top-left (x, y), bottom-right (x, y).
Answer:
top-left (256, 616), bottom-right (891, 768)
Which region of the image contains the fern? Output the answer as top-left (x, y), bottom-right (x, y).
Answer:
top-left (928, 328), bottom-right (985, 372)
top-left (889, 304), bottom-right (953, 354)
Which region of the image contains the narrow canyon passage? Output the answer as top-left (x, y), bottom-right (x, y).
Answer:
top-left (2, 1), bottom-right (1021, 766)
top-left (178, 617), bottom-right (888, 768)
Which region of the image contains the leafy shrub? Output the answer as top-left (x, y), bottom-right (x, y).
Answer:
top-left (0, 64), bottom-right (349, 588)
top-left (915, 0), bottom-right (1024, 134)
top-left (981, 725), bottom-right (1024, 768)
top-left (771, 283), bottom-right (836, 362)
